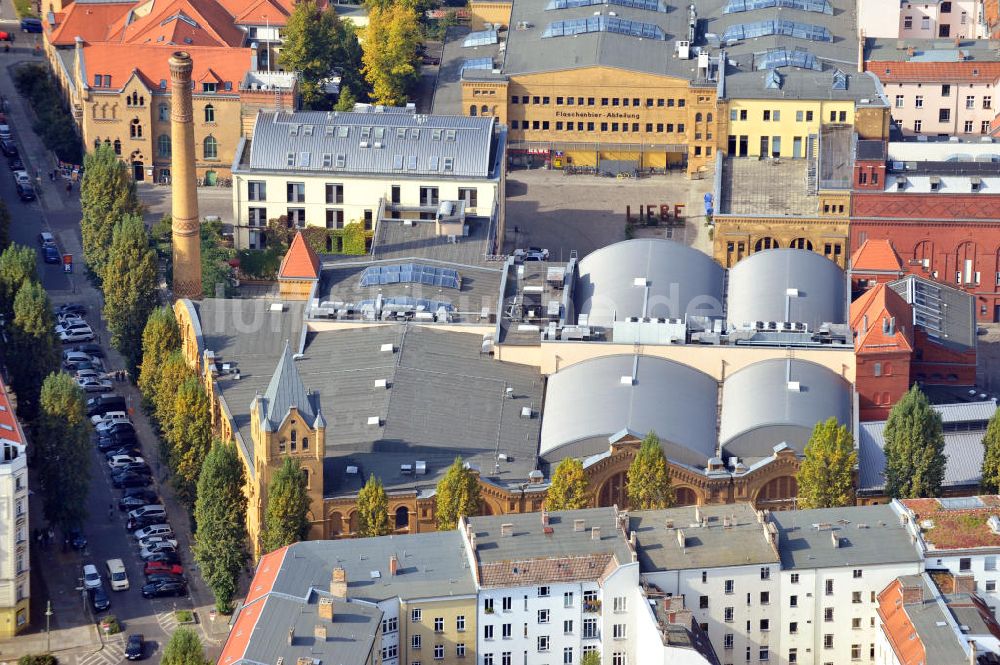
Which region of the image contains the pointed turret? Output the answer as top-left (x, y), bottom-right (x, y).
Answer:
top-left (277, 231), bottom-right (321, 300)
top-left (260, 341), bottom-right (316, 430)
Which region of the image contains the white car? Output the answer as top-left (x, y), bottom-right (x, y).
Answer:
top-left (58, 312), bottom-right (85, 325)
top-left (139, 542), bottom-right (177, 559)
top-left (74, 369), bottom-right (102, 380)
top-left (60, 328), bottom-right (96, 343)
top-left (134, 524), bottom-right (173, 541)
top-left (513, 247), bottom-right (550, 261)
top-left (76, 376), bottom-right (113, 393)
top-left (108, 455), bottom-right (145, 469)
top-left (137, 536), bottom-right (178, 549)
top-left (12, 170), bottom-right (29, 186)
top-left (0, 125), bottom-right (11, 140)
top-left (55, 321), bottom-right (91, 336)
top-left (94, 412), bottom-right (131, 430)
top-left (83, 564), bottom-right (101, 589)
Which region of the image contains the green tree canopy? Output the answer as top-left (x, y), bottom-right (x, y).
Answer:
top-left (261, 458), bottom-right (312, 553)
top-left (8, 281), bottom-right (59, 420)
top-left (362, 3), bottom-right (421, 106)
top-left (138, 306), bottom-right (181, 404)
top-left (334, 85), bottom-right (358, 112)
top-left (581, 652), bottom-right (601, 665)
top-left (545, 458), bottom-right (589, 511)
top-left (161, 627), bottom-right (211, 665)
top-left (153, 350), bottom-right (194, 433)
top-left (884, 384), bottom-right (946, 498)
top-left (795, 417), bottom-right (857, 509)
top-left (982, 408), bottom-right (1000, 493)
top-left (0, 201), bottom-right (11, 252)
top-left (627, 431), bottom-right (674, 510)
top-left (80, 143), bottom-right (141, 281)
top-left (279, 0), bottom-right (364, 108)
top-left (0, 243), bottom-right (38, 320)
top-left (102, 214), bottom-right (159, 375)
top-left (35, 372), bottom-right (91, 532)
top-left (435, 456), bottom-right (481, 530)
top-left (168, 376), bottom-right (213, 508)
top-left (194, 441), bottom-right (247, 613)
top-left (357, 473), bottom-right (391, 537)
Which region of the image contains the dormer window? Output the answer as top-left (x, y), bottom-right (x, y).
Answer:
top-left (203, 82), bottom-right (217, 93)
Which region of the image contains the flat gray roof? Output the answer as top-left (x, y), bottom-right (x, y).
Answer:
top-left (540, 354), bottom-right (719, 467)
top-left (631, 504), bottom-right (780, 571)
top-left (893, 575), bottom-right (971, 665)
top-left (867, 38), bottom-right (1000, 63)
top-left (718, 158), bottom-right (819, 216)
top-left (769, 504), bottom-right (921, 569)
top-left (371, 218), bottom-right (498, 267)
top-left (272, 533), bottom-right (478, 603)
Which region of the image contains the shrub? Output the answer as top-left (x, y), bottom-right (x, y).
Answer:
top-left (99, 615), bottom-right (121, 635)
top-left (175, 609), bottom-right (195, 623)
top-left (19, 656), bottom-right (58, 665)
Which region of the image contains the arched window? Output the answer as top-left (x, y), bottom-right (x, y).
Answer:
top-left (157, 134), bottom-right (171, 158)
top-left (290, 429), bottom-right (297, 452)
top-left (301, 436), bottom-right (308, 451)
top-left (94, 138), bottom-right (101, 149)
top-left (129, 118), bottom-right (142, 138)
top-left (754, 237), bottom-right (779, 252)
top-left (884, 362), bottom-right (892, 376)
top-left (302, 468), bottom-right (310, 488)
top-left (882, 392), bottom-right (890, 404)
top-left (790, 238), bottom-right (813, 250)
top-left (706, 112), bottom-right (713, 123)
top-left (204, 104), bottom-right (215, 123)
top-left (469, 105), bottom-right (477, 116)
top-left (480, 104), bottom-right (488, 115)
top-left (138, 96), bottom-right (144, 107)
top-left (203, 135), bottom-right (218, 160)
top-left (113, 139), bottom-right (121, 155)
top-left (873, 362), bottom-right (882, 377)
top-left (695, 112), bottom-right (703, 122)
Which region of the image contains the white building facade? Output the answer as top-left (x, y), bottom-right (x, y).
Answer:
top-left (0, 379), bottom-right (29, 637)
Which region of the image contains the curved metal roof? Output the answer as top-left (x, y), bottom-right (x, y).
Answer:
top-left (540, 354), bottom-right (718, 467)
top-left (574, 239), bottom-right (725, 327)
top-left (719, 358), bottom-right (851, 459)
top-left (727, 248), bottom-right (846, 330)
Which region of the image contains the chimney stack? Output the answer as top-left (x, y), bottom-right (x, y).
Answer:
top-left (470, 533), bottom-right (477, 551)
top-left (500, 523), bottom-right (514, 537)
top-left (830, 531), bottom-right (840, 548)
top-left (169, 51), bottom-right (202, 299)
top-left (591, 526), bottom-right (601, 541)
top-left (574, 519), bottom-right (585, 532)
top-left (901, 583), bottom-right (924, 605)
top-left (287, 627), bottom-right (295, 645)
top-left (318, 597), bottom-right (334, 621)
top-left (955, 574), bottom-right (976, 594)
top-left (677, 529), bottom-right (686, 548)
top-left (858, 30), bottom-right (865, 73)
top-left (330, 567), bottom-right (348, 598)
top-left (541, 511), bottom-right (549, 526)
top-left (314, 624), bottom-right (328, 641)
top-left (390, 554), bottom-right (399, 576)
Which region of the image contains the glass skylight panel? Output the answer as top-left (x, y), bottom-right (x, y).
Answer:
top-left (832, 69), bottom-right (848, 89)
top-left (542, 16), bottom-right (665, 39)
top-left (756, 47), bottom-right (821, 71)
top-left (724, 0), bottom-right (832, 14)
top-left (546, 0), bottom-right (666, 11)
top-left (764, 69), bottom-right (782, 88)
top-left (360, 265), bottom-right (460, 289)
top-left (721, 19), bottom-right (832, 42)
top-left (463, 30), bottom-right (499, 47)
top-left (461, 57), bottom-right (494, 73)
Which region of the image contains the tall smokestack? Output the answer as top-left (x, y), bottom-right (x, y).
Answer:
top-left (169, 51), bottom-right (202, 299)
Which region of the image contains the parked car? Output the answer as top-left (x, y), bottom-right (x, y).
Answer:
top-left (98, 437), bottom-right (135, 453)
top-left (112, 472), bottom-right (152, 489)
top-left (139, 543), bottom-right (178, 560)
top-left (92, 410), bottom-right (129, 427)
top-left (1, 140), bottom-right (17, 157)
top-left (7, 157), bottom-right (23, 171)
top-left (63, 350), bottom-right (97, 368)
top-left (89, 586), bottom-right (111, 612)
top-left (513, 247), bottom-right (550, 261)
top-left (12, 170), bottom-right (29, 186)
top-left (60, 328), bottom-right (96, 343)
top-left (104, 447), bottom-right (142, 462)
top-left (74, 369), bottom-right (102, 381)
top-left (144, 573), bottom-right (184, 585)
top-left (20, 17), bottom-right (42, 33)
top-left (0, 124), bottom-right (11, 140)
top-left (87, 395), bottom-right (127, 417)
top-left (69, 528), bottom-right (87, 550)
top-left (134, 524), bottom-right (173, 541)
top-left (42, 245), bottom-right (60, 264)
top-left (55, 320), bottom-right (90, 335)
top-left (143, 561), bottom-right (182, 576)
top-left (140, 579), bottom-right (186, 599)
top-left (83, 564), bottom-right (101, 589)
top-left (106, 559), bottom-right (129, 591)
top-left (119, 493), bottom-right (159, 512)
top-left (125, 634), bottom-right (145, 660)
top-left (99, 421), bottom-right (135, 437)
top-left (122, 487), bottom-right (158, 501)
top-left (142, 551), bottom-right (181, 565)
top-left (126, 514), bottom-right (163, 532)
top-left (57, 313), bottom-right (84, 326)
top-left (76, 376), bottom-right (114, 393)
top-left (16, 183), bottom-right (35, 202)
top-left (138, 536), bottom-right (177, 550)
top-left (57, 303), bottom-right (88, 317)
top-left (114, 462), bottom-right (150, 477)
top-left (128, 505), bottom-right (165, 522)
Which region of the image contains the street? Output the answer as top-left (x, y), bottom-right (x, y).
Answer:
top-left (0, 14), bottom-right (228, 665)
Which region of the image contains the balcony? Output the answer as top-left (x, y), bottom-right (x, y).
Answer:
top-left (583, 600), bottom-right (602, 614)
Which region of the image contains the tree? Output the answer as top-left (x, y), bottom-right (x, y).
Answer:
top-left (102, 214), bottom-right (158, 375)
top-left (161, 627), bottom-right (211, 665)
top-left (796, 417), bottom-right (857, 509)
top-left (194, 441), bottom-right (247, 613)
top-left (435, 456), bottom-right (481, 530)
top-left (334, 85), bottom-right (358, 112)
top-left (545, 458), bottom-right (589, 511)
top-left (626, 431), bottom-right (674, 509)
top-left (79, 143), bottom-right (141, 281)
top-left (362, 3), bottom-right (421, 106)
top-left (261, 458), bottom-right (312, 553)
top-left (35, 373), bottom-right (91, 533)
top-left (280, 0), bottom-right (363, 109)
top-left (982, 408), bottom-right (1000, 494)
top-left (138, 306), bottom-right (181, 405)
top-left (8, 281), bottom-right (59, 420)
top-left (153, 351), bottom-right (194, 432)
top-left (0, 200), bottom-right (10, 251)
top-left (167, 376), bottom-right (213, 508)
top-left (0, 243), bottom-right (38, 320)
top-left (884, 385), bottom-right (946, 499)
top-left (357, 473), bottom-right (391, 537)
top-left (581, 652), bottom-right (601, 665)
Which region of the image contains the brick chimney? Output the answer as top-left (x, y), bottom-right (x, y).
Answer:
top-left (541, 511), bottom-right (549, 526)
top-left (314, 624), bottom-right (328, 641)
top-left (831, 531), bottom-right (840, 548)
top-left (955, 574), bottom-right (976, 594)
top-left (390, 554), bottom-right (399, 576)
top-left (901, 582), bottom-right (924, 605)
top-left (330, 567), bottom-right (348, 598)
top-left (318, 597), bottom-right (334, 621)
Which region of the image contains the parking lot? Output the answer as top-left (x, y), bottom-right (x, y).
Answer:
top-left (502, 167), bottom-right (715, 261)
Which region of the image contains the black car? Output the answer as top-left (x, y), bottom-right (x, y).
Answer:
top-left (69, 342), bottom-right (102, 356)
top-left (7, 157), bottom-right (23, 171)
top-left (125, 634), bottom-right (144, 661)
top-left (98, 435), bottom-right (138, 452)
top-left (119, 494), bottom-right (160, 512)
top-left (57, 303), bottom-right (88, 316)
top-left (16, 183), bottom-right (35, 202)
top-left (140, 579), bottom-right (186, 599)
top-left (142, 551), bottom-right (180, 565)
top-left (122, 487), bottom-right (158, 501)
top-left (68, 528), bottom-right (87, 550)
top-left (1, 140), bottom-right (17, 157)
top-left (86, 395), bottom-right (127, 417)
top-left (105, 446), bottom-right (142, 461)
top-left (116, 462), bottom-right (151, 476)
top-left (89, 586), bottom-right (111, 612)
top-left (144, 573), bottom-right (184, 585)
top-left (103, 422), bottom-right (136, 437)
top-left (113, 472), bottom-right (152, 489)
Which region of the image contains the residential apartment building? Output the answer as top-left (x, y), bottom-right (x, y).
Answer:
top-left (858, 0), bottom-right (989, 39)
top-left (865, 40), bottom-right (1000, 138)
top-left (231, 109), bottom-right (507, 250)
top-left (0, 375), bottom-right (29, 636)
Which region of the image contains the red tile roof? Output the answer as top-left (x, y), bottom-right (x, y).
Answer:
top-left (46, 2), bottom-right (136, 45)
top-left (230, 0), bottom-right (292, 25)
top-left (877, 579), bottom-right (927, 665)
top-left (868, 60), bottom-right (1000, 84)
top-left (108, 0), bottom-right (246, 47)
top-left (278, 231), bottom-right (321, 281)
top-left (850, 239), bottom-right (903, 274)
top-left (850, 283), bottom-right (914, 353)
top-left (218, 545), bottom-right (288, 665)
top-left (83, 43), bottom-right (250, 93)
top-left (0, 375), bottom-right (25, 446)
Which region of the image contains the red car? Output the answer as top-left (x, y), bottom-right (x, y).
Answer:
top-left (144, 562), bottom-right (183, 577)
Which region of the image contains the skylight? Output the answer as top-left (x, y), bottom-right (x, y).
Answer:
top-left (724, 0), bottom-right (833, 14)
top-left (542, 16), bottom-right (666, 40)
top-left (546, 0), bottom-right (667, 12)
top-left (721, 19), bottom-right (832, 43)
top-left (463, 30), bottom-right (498, 47)
top-left (756, 47), bottom-right (822, 71)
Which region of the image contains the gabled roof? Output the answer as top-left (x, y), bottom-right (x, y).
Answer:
top-left (0, 375), bottom-right (25, 446)
top-left (45, 1), bottom-right (136, 45)
top-left (850, 239), bottom-right (903, 274)
top-left (82, 43), bottom-right (249, 93)
top-left (278, 231), bottom-right (321, 281)
top-left (229, 0), bottom-right (293, 25)
top-left (850, 283), bottom-right (914, 353)
top-left (868, 60), bottom-right (1000, 84)
top-left (109, 0), bottom-right (245, 47)
top-left (260, 341), bottom-right (318, 431)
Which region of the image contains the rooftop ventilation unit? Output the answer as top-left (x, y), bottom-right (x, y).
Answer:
top-left (415, 461), bottom-right (427, 475)
top-left (269, 303), bottom-right (287, 312)
top-left (380, 343), bottom-right (395, 353)
top-left (787, 381), bottom-right (801, 392)
top-left (620, 375), bottom-right (635, 385)
top-left (367, 416), bottom-right (382, 426)
top-left (401, 464), bottom-right (413, 475)
top-left (374, 379), bottom-right (389, 389)
top-left (520, 407), bottom-right (533, 418)
top-left (346, 466), bottom-right (359, 475)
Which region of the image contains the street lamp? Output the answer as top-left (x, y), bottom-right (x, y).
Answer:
top-left (44, 600), bottom-right (52, 653)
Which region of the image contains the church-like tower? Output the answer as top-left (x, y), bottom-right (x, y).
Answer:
top-left (169, 51), bottom-right (202, 299)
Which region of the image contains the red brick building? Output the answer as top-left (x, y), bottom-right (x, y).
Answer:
top-left (850, 139), bottom-right (1000, 322)
top-left (851, 283), bottom-right (913, 421)
top-left (849, 238), bottom-right (905, 293)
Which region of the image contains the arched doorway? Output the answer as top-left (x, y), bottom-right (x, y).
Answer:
top-left (479, 500), bottom-right (495, 516)
top-left (395, 506), bottom-right (409, 529)
top-left (674, 486), bottom-right (698, 507)
top-left (130, 151), bottom-right (145, 181)
top-left (204, 170), bottom-right (217, 186)
top-left (347, 511), bottom-right (359, 534)
top-left (754, 475), bottom-right (798, 510)
top-left (328, 511), bottom-right (343, 536)
top-left (597, 471), bottom-right (628, 508)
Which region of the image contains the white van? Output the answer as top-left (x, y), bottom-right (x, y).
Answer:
top-left (127, 505), bottom-right (166, 522)
top-left (106, 558), bottom-right (129, 591)
top-left (134, 524), bottom-right (173, 541)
